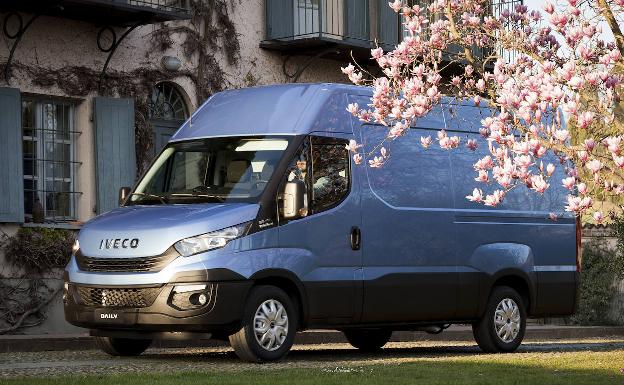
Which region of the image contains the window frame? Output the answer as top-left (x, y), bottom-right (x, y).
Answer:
top-left (309, 135), bottom-right (352, 214)
top-left (22, 96), bottom-right (79, 223)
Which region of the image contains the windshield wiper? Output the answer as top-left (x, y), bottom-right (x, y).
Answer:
top-left (168, 193), bottom-right (225, 202)
top-left (129, 192), bottom-right (168, 204)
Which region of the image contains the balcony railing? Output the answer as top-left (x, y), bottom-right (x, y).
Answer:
top-left (262, 0), bottom-right (522, 63)
top-left (262, 0), bottom-right (399, 54)
top-left (0, 0), bottom-right (192, 26)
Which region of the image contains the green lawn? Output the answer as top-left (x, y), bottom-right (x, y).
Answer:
top-left (2, 349), bottom-right (624, 385)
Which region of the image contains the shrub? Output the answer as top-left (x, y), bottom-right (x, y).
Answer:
top-left (572, 242), bottom-right (621, 325)
top-left (2, 227), bottom-right (75, 273)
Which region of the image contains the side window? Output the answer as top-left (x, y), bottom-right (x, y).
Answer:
top-left (310, 136), bottom-right (350, 213)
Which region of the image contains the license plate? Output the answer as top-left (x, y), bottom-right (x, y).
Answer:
top-left (94, 309), bottom-right (135, 324)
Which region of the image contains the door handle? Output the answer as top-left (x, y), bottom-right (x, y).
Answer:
top-left (350, 226), bottom-right (361, 251)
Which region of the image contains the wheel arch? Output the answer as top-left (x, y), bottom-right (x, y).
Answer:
top-left (249, 269), bottom-right (309, 329)
top-left (481, 269), bottom-right (536, 317)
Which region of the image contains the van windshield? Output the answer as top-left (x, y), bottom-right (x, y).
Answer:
top-left (128, 137), bottom-right (292, 205)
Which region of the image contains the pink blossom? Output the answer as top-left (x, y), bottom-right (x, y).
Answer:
top-left (531, 175), bottom-right (550, 193)
top-left (605, 137), bottom-right (622, 154)
top-left (345, 139), bottom-right (362, 152)
top-left (614, 155), bottom-right (624, 168)
top-left (554, 129), bottom-right (569, 143)
top-left (475, 170), bottom-right (489, 182)
top-left (587, 159), bottom-right (602, 173)
top-left (583, 139), bottom-right (596, 151)
top-left (562, 177), bottom-right (576, 190)
top-left (546, 163), bottom-right (555, 176)
top-left (389, 0), bottom-right (402, 12)
top-left (369, 156), bottom-right (385, 168)
top-left (420, 136), bottom-right (432, 148)
top-left (371, 48), bottom-right (384, 60)
top-left (577, 111), bottom-right (594, 129)
top-left (549, 212), bottom-right (558, 221)
top-left (475, 156), bottom-right (494, 170)
top-left (577, 183), bottom-right (588, 195)
top-left (593, 211), bottom-right (604, 224)
top-left (353, 153), bottom-right (363, 165)
top-left (341, 64), bottom-right (355, 76)
top-left (346, 103), bottom-right (359, 115)
top-left (543, 1), bottom-right (555, 14)
top-left (466, 188), bottom-right (484, 202)
top-left (484, 190), bottom-right (505, 207)
top-left (466, 139), bottom-right (478, 151)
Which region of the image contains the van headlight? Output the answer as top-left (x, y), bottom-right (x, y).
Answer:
top-left (174, 222), bottom-right (251, 257)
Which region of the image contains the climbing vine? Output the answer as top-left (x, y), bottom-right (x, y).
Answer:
top-left (0, 0), bottom-right (242, 333)
top-left (1, 0), bottom-right (241, 175)
top-left (0, 228), bottom-right (75, 334)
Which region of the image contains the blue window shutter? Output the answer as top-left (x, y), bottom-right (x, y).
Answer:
top-left (0, 87), bottom-right (24, 223)
top-left (266, 0), bottom-right (294, 39)
top-left (94, 97), bottom-right (136, 214)
top-left (378, 0), bottom-right (398, 50)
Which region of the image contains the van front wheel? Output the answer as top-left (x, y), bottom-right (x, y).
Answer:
top-left (229, 285), bottom-right (297, 362)
top-left (472, 286), bottom-right (526, 353)
top-left (343, 329), bottom-right (392, 351)
top-left (94, 336), bottom-right (152, 356)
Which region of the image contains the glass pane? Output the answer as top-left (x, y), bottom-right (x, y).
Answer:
top-left (22, 139), bottom-right (38, 177)
top-left (43, 103), bottom-right (57, 141)
top-left (133, 137), bottom-right (291, 204)
top-left (22, 100), bottom-right (35, 137)
top-left (55, 104), bottom-right (70, 140)
top-left (311, 140), bottom-right (349, 212)
top-left (45, 181), bottom-right (71, 218)
top-left (23, 179), bottom-right (38, 216)
top-left (45, 142), bottom-right (70, 179)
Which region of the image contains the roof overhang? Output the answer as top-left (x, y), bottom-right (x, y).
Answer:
top-left (0, 0), bottom-right (191, 27)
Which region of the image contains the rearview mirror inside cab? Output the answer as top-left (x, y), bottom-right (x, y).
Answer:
top-left (282, 179), bottom-right (307, 219)
top-left (118, 187), bottom-right (132, 206)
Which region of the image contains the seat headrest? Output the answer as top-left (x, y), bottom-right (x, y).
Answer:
top-left (227, 160), bottom-right (250, 184)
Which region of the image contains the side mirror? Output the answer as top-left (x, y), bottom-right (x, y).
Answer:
top-left (282, 180), bottom-right (307, 219)
top-left (118, 187), bottom-right (132, 206)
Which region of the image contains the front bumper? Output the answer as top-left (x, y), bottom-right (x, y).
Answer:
top-left (64, 271), bottom-right (252, 334)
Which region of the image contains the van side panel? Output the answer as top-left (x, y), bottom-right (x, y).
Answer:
top-left (449, 107), bottom-right (577, 317)
top-left (353, 101), bottom-right (460, 323)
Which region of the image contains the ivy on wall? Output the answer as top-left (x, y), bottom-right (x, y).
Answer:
top-left (0, 0), bottom-right (242, 333)
top-left (0, 228), bottom-right (75, 334)
top-left (1, 0), bottom-right (242, 175)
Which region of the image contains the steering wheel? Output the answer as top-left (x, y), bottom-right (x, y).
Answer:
top-left (192, 185), bottom-right (215, 194)
top-left (251, 180), bottom-right (270, 188)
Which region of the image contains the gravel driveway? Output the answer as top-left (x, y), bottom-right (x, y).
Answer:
top-left (1, 339), bottom-right (623, 379)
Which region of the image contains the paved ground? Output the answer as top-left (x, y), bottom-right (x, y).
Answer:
top-left (1, 338), bottom-right (623, 379)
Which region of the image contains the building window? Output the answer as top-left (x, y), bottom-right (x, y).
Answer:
top-left (22, 98), bottom-right (79, 223)
top-left (148, 82), bottom-right (189, 121)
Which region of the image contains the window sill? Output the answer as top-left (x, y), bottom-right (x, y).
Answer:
top-left (23, 222), bottom-right (83, 230)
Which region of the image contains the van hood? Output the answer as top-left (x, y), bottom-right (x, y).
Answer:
top-left (78, 203), bottom-right (260, 257)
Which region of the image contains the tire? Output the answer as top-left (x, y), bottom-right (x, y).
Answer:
top-left (344, 329), bottom-right (392, 351)
top-left (229, 285), bottom-right (298, 362)
top-left (94, 336), bottom-right (152, 356)
top-left (472, 286), bottom-right (527, 353)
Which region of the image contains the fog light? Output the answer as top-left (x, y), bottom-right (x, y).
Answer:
top-left (198, 293), bottom-right (207, 305)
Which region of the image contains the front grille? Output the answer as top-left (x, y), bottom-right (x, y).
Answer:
top-left (75, 248), bottom-right (178, 273)
top-left (74, 285), bottom-right (163, 307)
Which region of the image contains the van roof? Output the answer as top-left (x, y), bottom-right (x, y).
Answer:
top-left (170, 83), bottom-right (367, 141)
top-left (169, 83), bottom-right (493, 142)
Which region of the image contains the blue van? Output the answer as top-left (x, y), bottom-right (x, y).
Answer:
top-left (64, 83), bottom-right (579, 361)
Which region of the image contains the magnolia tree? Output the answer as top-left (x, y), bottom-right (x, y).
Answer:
top-left (342, 0), bottom-right (624, 223)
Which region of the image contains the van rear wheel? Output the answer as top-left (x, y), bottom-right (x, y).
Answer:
top-left (472, 286), bottom-right (526, 353)
top-left (229, 285), bottom-right (297, 362)
top-left (95, 336), bottom-right (152, 356)
top-left (344, 329), bottom-right (392, 351)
